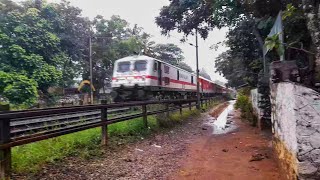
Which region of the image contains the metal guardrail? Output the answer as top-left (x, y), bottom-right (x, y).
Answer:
top-left (0, 98), bottom-right (214, 179)
top-left (10, 107), bottom-right (130, 138)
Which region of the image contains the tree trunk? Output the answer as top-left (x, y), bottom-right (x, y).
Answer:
top-left (252, 25), bottom-right (265, 54)
top-left (302, 0), bottom-right (320, 83)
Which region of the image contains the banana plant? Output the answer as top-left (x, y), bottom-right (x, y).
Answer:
top-left (264, 33), bottom-right (285, 57)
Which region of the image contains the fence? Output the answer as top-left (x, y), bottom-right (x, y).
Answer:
top-left (0, 98), bottom-right (214, 179)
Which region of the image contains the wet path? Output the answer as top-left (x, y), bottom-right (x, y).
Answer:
top-left (170, 110), bottom-right (282, 180)
top-left (206, 100), bottom-right (237, 135)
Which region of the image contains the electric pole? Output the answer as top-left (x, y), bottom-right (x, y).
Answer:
top-left (89, 36), bottom-right (94, 104)
top-left (195, 29), bottom-right (200, 109)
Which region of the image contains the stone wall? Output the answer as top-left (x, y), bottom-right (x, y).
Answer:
top-left (271, 82), bottom-right (320, 179)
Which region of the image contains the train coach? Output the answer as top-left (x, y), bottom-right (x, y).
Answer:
top-left (111, 55), bottom-right (227, 102)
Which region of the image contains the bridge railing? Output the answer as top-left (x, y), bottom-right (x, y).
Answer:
top-left (0, 98), bottom-right (214, 179)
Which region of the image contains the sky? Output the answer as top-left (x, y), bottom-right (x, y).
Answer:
top-left (20, 0), bottom-right (229, 82)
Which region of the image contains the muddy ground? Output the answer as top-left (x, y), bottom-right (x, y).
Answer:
top-left (17, 106), bottom-right (282, 180)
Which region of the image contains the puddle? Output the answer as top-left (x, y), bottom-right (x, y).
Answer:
top-left (205, 100), bottom-right (237, 135)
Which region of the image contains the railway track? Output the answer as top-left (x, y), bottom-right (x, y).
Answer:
top-left (10, 107), bottom-right (130, 138)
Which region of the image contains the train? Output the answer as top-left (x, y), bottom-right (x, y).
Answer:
top-left (111, 55), bottom-right (229, 102)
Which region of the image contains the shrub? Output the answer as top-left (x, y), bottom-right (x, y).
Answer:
top-left (235, 94), bottom-right (257, 126)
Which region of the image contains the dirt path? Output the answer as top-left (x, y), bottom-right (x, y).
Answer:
top-left (169, 111), bottom-right (281, 180)
top-left (18, 107), bottom-right (282, 180)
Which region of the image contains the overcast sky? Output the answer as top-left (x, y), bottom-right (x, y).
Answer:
top-left (21, 0), bottom-right (229, 82)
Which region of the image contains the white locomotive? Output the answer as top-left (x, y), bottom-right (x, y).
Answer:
top-left (111, 55), bottom-right (226, 101)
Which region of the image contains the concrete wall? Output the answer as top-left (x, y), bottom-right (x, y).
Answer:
top-left (271, 82), bottom-right (320, 179)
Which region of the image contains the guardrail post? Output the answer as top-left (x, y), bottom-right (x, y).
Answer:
top-left (142, 105), bottom-right (148, 128)
top-left (205, 99), bottom-right (208, 108)
top-left (200, 99), bottom-right (203, 108)
top-left (0, 104), bottom-right (11, 180)
top-left (101, 100), bottom-right (108, 146)
top-left (189, 102), bottom-right (192, 110)
top-left (179, 103), bottom-right (182, 115)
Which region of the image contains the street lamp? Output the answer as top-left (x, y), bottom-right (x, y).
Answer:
top-left (89, 35), bottom-right (93, 104)
top-left (188, 29), bottom-right (201, 109)
top-left (195, 29), bottom-right (200, 109)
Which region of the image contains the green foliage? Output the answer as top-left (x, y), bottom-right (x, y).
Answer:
top-left (0, 0), bottom-right (193, 107)
top-left (282, 4), bottom-right (296, 20)
top-left (157, 0), bottom-right (314, 88)
top-left (31, 64), bottom-right (62, 91)
top-left (0, 71), bottom-right (38, 105)
top-left (0, 0), bottom-right (73, 97)
top-left (158, 99), bottom-right (221, 127)
top-left (12, 128), bottom-right (101, 173)
top-left (215, 20), bottom-right (263, 88)
top-left (264, 34), bottom-right (285, 57)
top-left (151, 43), bottom-right (185, 65)
top-left (11, 101), bottom-right (219, 174)
top-left (87, 14), bottom-right (190, 91)
top-left (12, 116), bottom-right (158, 174)
top-left (155, 0), bottom-right (242, 39)
top-left (156, 106), bottom-right (202, 128)
top-left (235, 93), bottom-right (257, 126)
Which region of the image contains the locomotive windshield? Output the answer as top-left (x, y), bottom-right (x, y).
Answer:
top-left (134, 60), bottom-right (147, 72)
top-left (117, 61), bottom-right (131, 72)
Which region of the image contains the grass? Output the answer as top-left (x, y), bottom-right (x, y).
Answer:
top-left (12, 128), bottom-right (102, 173)
top-left (12, 116), bottom-right (158, 174)
top-left (11, 102), bottom-right (219, 174)
top-left (168, 108), bottom-right (201, 123)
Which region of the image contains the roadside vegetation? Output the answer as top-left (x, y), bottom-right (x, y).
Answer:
top-left (235, 89), bottom-right (257, 126)
top-left (12, 101), bottom-right (220, 174)
top-left (12, 116), bottom-right (158, 174)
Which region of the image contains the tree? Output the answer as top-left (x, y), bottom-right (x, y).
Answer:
top-left (41, 0), bottom-right (91, 87)
top-left (156, 0), bottom-right (315, 87)
top-left (0, 3), bottom-right (64, 93)
top-left (87, 15), bottom-right (148, 92)
top-left (89, 14), bottom-right (189, 92)
top-left (215, 20), bottom-right (263, 88)
top-left (151, 43), bottom-right (184, 65)
top-left (301, 1), bottom-right (320, 81)
top-left (0, 71), bottom-right (38, 106)
top-left (0, 0), bottom-right (94, 107)
top-left (0, 0), bottom-right (192, 107)
top-left (155, 0), bottom-right (242, 39)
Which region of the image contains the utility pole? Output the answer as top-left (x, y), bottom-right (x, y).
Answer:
top-left (89, 36), bottom-right (94, 104)
top-left (195, 29), bottom-right (201, 109)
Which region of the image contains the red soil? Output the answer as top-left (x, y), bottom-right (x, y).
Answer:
top-left (169, 111), bottom-right (282, 180)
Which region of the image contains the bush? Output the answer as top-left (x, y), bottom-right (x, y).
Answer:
top-left (235, 94), bottom-right (257, 126)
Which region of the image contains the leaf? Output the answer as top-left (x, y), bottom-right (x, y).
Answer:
top-left (282, 4), bottom-right (296, 20)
